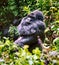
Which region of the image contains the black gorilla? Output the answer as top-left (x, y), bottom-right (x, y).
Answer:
top-left (14, 10), bottom-right (46, 51)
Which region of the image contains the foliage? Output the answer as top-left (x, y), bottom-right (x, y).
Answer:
top-left (0, 0), bottom-right (59, 23)
top-left (8, 25), bottom-right (19, 38)
top-left (0, 38), bottom-right (59, 65)
top-left (0, 39), bottom-right (42, 65)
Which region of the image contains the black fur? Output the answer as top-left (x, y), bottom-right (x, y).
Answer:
top-left (14, 10), bottom-right (46, 51)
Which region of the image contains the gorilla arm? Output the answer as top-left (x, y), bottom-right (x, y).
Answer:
top-left (14, 36), bottom-right (37, 47)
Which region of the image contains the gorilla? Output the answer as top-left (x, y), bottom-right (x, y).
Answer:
top-left (14, 10), bottom-right (46, 51)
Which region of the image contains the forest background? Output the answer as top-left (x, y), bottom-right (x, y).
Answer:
top-left (0, 0), bottom-right (59, 65)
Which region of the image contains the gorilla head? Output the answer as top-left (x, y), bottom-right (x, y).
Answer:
top-left (28, 10), bottom-right (44, 21)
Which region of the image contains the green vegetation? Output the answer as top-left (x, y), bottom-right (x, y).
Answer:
top-left (0, 38), bottom-right (59, 65)
top-left (0, 0), bottom-right (59, 65)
